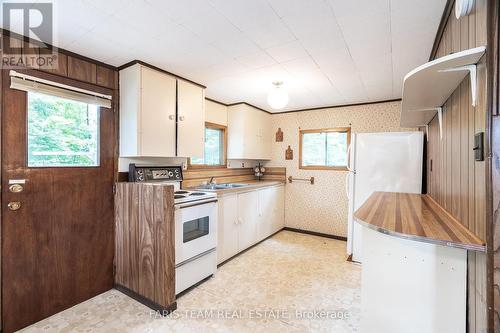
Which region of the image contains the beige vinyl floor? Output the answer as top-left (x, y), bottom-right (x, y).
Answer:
top-left (20, 231), bottom-right (361, 333)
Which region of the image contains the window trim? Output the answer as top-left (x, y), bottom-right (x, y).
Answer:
top-left (299, 127), bottom-right (351, 171)
top-left (188, 122), bottom-right (227, 169)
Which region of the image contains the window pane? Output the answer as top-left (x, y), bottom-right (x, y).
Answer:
top-left (326, 132), bottom-right (348, 166)
top-left (205, 128), bottom-right (222, 165)
top-left (302, 132), bottom-right (326, 166)
top-left (302, 130), bottom-right (348, 168)
top-left (191, 126), bottom-right (224, 166)
top-left (28, 92), bottom-right (100, 167)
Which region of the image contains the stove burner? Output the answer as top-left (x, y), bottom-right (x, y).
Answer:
top-left (189, 192), bottom-right (206, 196)
top-left (175, 191), bottom-right (189, 194)
top-left (174, 195), bottom-right (186, 199)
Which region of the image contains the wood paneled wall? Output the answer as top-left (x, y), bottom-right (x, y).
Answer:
top-left (425, 1), bottom-right (488, 331)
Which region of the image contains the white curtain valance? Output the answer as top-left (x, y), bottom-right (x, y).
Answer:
top-left (9, 70), bottom-right (112, 108)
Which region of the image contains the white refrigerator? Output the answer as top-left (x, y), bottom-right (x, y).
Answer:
top-left (346, 131), bottom-right (424, 263)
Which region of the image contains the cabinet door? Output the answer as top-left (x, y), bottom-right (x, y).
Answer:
top-left (260, 112), bottom-right (273, 160)
top-left (177, 80), bottom-right (205, 158)
top-left (237, 191), bottom-right (259, 251)
top-left (258, 188), bottom-right (274, 241)
top-left (140, 66), bottom-right (176, 156)
top-left (220, 195), bottom-right (239, 263)
top-left (273, 186), bottom-right (285, 232)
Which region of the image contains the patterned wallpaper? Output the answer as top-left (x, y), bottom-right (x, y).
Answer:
top-left (264, 101), bottom-right (414, 237)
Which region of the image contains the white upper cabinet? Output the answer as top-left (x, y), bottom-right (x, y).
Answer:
top-left (227, 104), bottom-right (272, 160)
top-left (177, 79), bottom-right (205, 158)
top-left (119, 64), bottom-right (205, 158)
top-left (120, 64), bottom-right (177, 157)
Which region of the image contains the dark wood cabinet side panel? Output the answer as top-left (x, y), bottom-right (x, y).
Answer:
top-left (138, 185), bottom-right (155, 301)
top-left (153, 186), bottom-right (175, 307)
top-left (115, 183), bottom-right (175, 309)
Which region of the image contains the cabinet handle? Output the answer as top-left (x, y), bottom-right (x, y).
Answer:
top-left (179, 115), bottom-right (185, 121)
top-left (169, 114), bottom-right (175, 120)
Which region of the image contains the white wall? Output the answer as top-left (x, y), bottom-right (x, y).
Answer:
top-left (264, 101), bottom-right (414, 237)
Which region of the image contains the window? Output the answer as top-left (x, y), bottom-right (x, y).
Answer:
top-left (299, 127), bottom-right (351, 170)
top-left (27, 91), bottom-right (100, 167)
top-left (189, 122), bottom-right (226, 168)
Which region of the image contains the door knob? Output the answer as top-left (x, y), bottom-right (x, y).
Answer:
top-left (179, 115), bottom-right (185, 121)
top-left (9, 184), bottom-right (23, 193)
top-left (7, 201), bottom-right (21, 211)
top-left (169, 114), bottom-right (175, 120)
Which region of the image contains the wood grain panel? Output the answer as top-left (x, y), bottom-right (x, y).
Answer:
top-left (67, 57), bottom-right (97, 84)
top-left (114, 183), bottom-right (175, 311)
top-left (354, 192), bottom-right (485, 251)
top-left (426, 1), bottom-right (488, 331)
top-left (96, 66), bottom-right (115, 88)
top-left (182, 167), bottom-right (255, 188)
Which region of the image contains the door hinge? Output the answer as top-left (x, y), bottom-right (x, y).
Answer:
top-left (113, 184), bottom-right (117, 195)
top-left (113, 264), bottom-right (116, 277)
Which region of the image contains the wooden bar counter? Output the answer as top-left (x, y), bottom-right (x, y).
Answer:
top-left (354, 191), bottom-right (484, 333)
top-left (354, 191), bottom-right (485, 252)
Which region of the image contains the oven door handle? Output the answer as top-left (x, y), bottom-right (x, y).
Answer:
top-left (176, 198), bottom-right (218, 209)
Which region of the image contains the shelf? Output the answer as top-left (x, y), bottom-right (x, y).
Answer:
top-left (400, 46), bottom-right (486, 135)
top-left (354, 192), bottom-right (485, 252)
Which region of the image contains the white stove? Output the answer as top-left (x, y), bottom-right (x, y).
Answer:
top-left (129, 164), bottom-right (218, 295)
top-left (174, 189), bottom-right (217, 205)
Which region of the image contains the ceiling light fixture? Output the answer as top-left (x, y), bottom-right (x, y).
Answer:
top-left (267, 81), bottom-right (288, 110)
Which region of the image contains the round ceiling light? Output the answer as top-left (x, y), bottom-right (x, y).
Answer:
top-left (267, 81), bottom-right (289, 110)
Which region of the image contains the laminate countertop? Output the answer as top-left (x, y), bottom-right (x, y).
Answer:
top-left (354, 192), bottom-right (485, 252)
top-left (189, 180), bottom-right (285, 195)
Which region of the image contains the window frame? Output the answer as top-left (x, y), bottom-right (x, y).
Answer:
top-left (299, 127), bottom-right (351, 171)
top-left (188, 122), bottom-right (227, 169)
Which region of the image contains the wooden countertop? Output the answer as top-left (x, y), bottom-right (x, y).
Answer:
top-left (354, 192), bottom-right (486, 252)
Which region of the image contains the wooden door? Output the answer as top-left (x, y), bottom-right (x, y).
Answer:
top-left (237, 191), bottom-right (259, 250)
top-left (1, 70), bottom-right (115, 332)
top-left (140, 66), bottom-right (176, 157)
top-left (177, 79), bottom-right (205, 158)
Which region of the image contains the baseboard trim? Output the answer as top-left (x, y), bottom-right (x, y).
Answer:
top-left (114, 284), bottom-right (177, 315)
top-left (283, 227), bottom-right (347, 241)
top-left (217, 228), bottom-right (284, 268)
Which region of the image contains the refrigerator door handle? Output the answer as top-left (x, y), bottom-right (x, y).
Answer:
top-left (345, 172), bottom-right (350, 197)
top-left (346, 144), bottom-right (352, 172)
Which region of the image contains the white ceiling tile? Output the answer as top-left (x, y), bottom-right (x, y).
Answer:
top-left (236, 51), bottom-right (277, 70)
top-left (266, 40), bottom-right (310, 63)
top-left (243, 20), bottom-right (296, 49)
top-left (48, 0), bottom-right (446, 111)
top-left (210, 30), bottom-right (261, 58)
top-left (209, 0), bottom-right (279, 30)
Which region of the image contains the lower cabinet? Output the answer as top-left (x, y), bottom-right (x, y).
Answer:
top-left (217, 185), bottom-right (285, 264)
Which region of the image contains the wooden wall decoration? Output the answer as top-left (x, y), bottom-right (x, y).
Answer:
top-left (285, 145), bottom-right (293, 160)
top-left (276, 128), bottom-right (283, 142)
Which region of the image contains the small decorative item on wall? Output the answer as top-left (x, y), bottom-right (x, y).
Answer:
top-left (285, 145), bottom-right (293, 160)
top-left (276, 128), bottom-right (283, 142)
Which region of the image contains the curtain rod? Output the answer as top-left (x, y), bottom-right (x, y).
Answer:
top-left (9, 70), bottom-right (112, 100)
